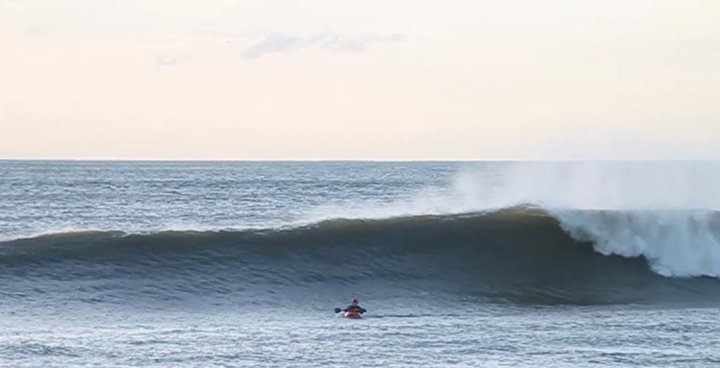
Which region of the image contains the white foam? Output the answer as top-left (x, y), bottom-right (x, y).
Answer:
top-left (552, 208), bottom-right (720, 277)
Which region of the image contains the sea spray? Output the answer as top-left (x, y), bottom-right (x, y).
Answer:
top-left (299, 161), bottom-right (720, 277)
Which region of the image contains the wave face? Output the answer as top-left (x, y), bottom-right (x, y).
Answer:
top-left (3, 208), bottom-right (720, 307)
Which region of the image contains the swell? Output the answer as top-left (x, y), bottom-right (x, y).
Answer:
top-left (0, 208), bottom-right (599, 268)
top-left (1, 208), bottom-right (720, 306)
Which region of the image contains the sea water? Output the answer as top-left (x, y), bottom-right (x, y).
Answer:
top-left (1, 160), bottom-right (719, 367)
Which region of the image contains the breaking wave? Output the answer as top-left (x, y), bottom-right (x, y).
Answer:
top-left (2, 207), bottom-right (720, 306)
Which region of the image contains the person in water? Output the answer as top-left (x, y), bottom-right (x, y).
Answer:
top-left (344, 299), bottom-right (367, 314)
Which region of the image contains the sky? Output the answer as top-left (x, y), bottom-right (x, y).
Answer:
top-left (0, 0), bottom-right (719, 160)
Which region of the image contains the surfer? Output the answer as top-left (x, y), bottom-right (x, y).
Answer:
top-left (334, 299), bottom-right (367, 318)
top-left (343, 299), bottom-right (367, 314)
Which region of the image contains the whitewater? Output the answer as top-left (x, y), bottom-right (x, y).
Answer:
top-left (1, 160), bottom-right (720, 367)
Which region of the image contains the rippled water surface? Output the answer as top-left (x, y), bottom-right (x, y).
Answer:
top-left (3, 307), bottom-right (720, 367)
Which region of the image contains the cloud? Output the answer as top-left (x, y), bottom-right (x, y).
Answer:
top-left (321, 34), bottom-right (406, 52)
top-left (243, 33), bottom-right (406, 59)
top-left (0, 0), bottom-right (24, 11)
top-left (243, 33), bottom-right (302, 58)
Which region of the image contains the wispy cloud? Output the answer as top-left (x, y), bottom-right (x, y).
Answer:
top-left (321, 34), bottom-right (407, 52)
top-left (243, 33), bottom-right (406, 59)
top-left (243, 33), bottom-right (302, 58)
top-left (0, 0), bottom-right (24, 11)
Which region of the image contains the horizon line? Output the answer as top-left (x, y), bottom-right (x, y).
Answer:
top-left (1, 158), bottom-right (717, 163)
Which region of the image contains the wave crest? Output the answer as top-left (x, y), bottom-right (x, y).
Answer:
top-left (2, 207), bottom-right (720, 306)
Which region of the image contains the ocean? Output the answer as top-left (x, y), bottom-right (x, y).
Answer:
top-left (1, 160), bottom-right (719, 367)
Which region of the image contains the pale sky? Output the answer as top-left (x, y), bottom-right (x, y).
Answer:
top-left (1, 0), bottom-right (719, 160)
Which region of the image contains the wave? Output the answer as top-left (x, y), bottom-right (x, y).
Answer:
top-left (2, 207), bottom-right (720, 306)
